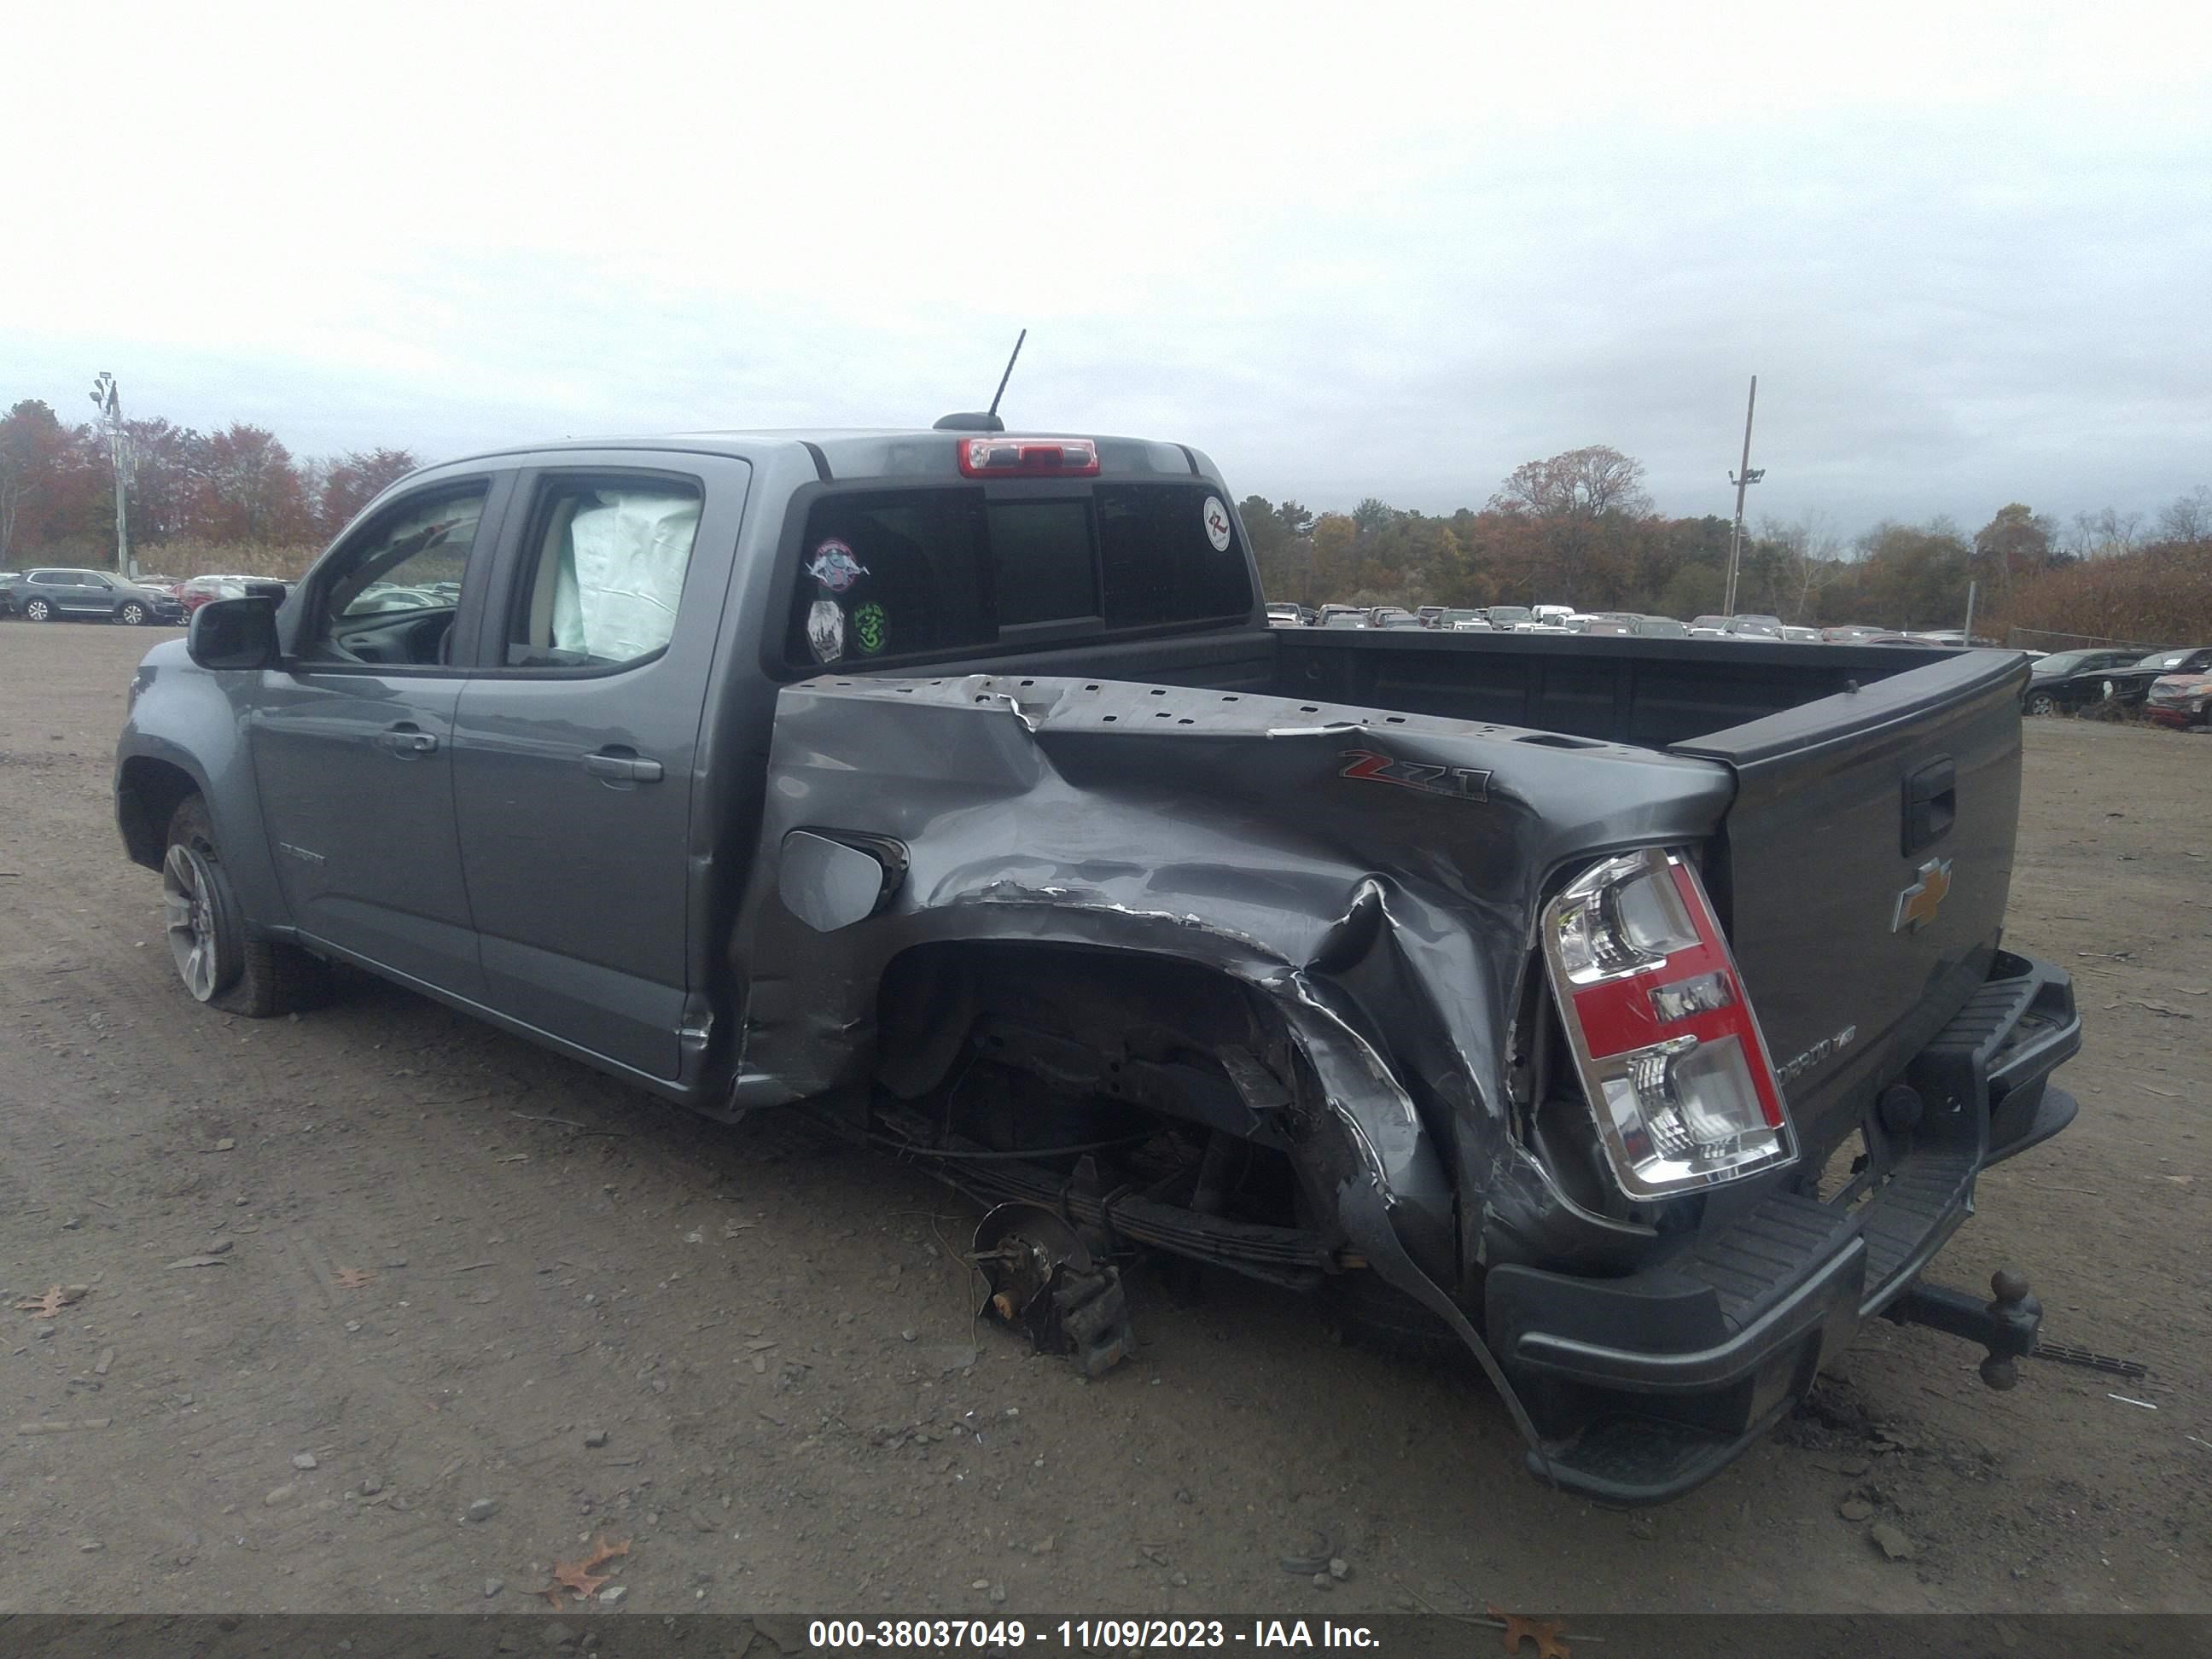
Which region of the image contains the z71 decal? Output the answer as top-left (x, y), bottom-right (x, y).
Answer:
top-left (1338, 748), bottom-right (1491, 803)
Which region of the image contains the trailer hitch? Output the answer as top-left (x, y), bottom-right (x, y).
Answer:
top-left (1883, 1267), bottom-right (2042, 1388)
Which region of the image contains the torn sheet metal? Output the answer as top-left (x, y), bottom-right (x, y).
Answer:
top-left (731, 670), bottom-right (1734, 1299)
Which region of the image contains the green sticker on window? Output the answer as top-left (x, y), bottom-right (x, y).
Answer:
top-left (854, 602), bottom-right (888, 655)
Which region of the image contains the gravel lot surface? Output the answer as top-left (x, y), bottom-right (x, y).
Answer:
top-left (1, 621), bottom-right (2204, 1615)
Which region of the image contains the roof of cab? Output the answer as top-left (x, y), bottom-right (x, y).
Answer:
top-left (427, 428), bottom-right (1210, 481)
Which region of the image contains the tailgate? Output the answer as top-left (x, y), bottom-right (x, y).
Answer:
top-left (1671, 650), bottom-right (2029, 1158)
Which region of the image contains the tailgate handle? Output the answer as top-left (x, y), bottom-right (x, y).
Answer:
top-left (1902, 757), bottom-right (1956, 855)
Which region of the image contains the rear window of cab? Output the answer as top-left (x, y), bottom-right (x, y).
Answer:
top-left (784, 482), bottom-right (1252, 670)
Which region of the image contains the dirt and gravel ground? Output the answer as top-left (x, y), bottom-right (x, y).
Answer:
top-left (0, 620), bottom-right (2204, 1619)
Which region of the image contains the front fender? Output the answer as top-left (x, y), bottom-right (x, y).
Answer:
top-left (114, 640), bottom-right (288, 930)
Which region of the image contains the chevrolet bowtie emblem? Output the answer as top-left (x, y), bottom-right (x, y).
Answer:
top-left (1892, 857), bottom-right (1953, 934)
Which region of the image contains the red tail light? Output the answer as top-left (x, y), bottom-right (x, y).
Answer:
top-left (1540, 848), bottom-right (1796, 1198)
top-left (955, 436), bottom-right (1101, 477)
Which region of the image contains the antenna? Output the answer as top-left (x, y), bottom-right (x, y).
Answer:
top-left (987, 329), bottom-right (1026, 421)
top-left (931, 329), bottom-right (1028, 433)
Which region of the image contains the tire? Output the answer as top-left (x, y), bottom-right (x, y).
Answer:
top-left (162, 793), bottom-right (332, 1017)
top-left (119, 601), bottom-right (148, 626)
top-left (2025, 691), bottom-right (2057, 716)
top-left (24, 597), bottom-right (55, 622)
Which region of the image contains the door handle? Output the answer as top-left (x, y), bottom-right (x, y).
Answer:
top-left (585, 749), bottom-right (663, 784)
top-left (377, 724), bottom-right (439, 757)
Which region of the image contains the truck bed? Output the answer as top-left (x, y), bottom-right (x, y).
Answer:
top-left (908, 621), bottom-right (1969, 750)
top-left (877, 623), bottom-right (2031, 1187)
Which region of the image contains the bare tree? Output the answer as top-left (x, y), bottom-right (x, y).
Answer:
top-left (2067, 506), bottom-right (2144, 559)
top-left (1491, 445), bottom-right (1652, 519)
top-left (2157, 486), bottom-right (2212, 544)
top-left (1762, 512), bottom-right (1843, 623)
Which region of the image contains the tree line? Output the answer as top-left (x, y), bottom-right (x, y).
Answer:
top-left (1243, 445), bottom-right (2212, 641)
top-left (5, 394), bottom-right (2207, 641)
top-left (0, 397), bottom-right (415, 569)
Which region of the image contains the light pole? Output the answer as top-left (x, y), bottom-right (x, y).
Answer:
top-left (1721, 375), bottom-right (1762, 616)
top-left (90, 371), bottom-right (132, 578)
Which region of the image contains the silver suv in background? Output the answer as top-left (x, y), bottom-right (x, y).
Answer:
top-left (3, 567), bottom-right (186, 625)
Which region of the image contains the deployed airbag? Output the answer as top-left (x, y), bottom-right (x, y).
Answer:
top-left (551, 490), bottom-right (699, 663)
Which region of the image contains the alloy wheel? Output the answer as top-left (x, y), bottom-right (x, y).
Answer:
top-left (161, 842), bottom-right (227, 1003)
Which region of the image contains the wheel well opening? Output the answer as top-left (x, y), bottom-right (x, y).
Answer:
top-left (871, 940), bottom-right (1323, 1236)
top-left (117, 758), bottom-right (199, 870)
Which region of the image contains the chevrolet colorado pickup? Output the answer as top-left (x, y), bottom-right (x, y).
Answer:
top-left (115, 422), bottom-right (2082, 1503)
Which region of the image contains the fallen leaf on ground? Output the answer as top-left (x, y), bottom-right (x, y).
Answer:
top-left (1488, 1604), bottom-right (1571, 1659)
top-left (545, 1534), bottom-right (631, 1604)
top-left (335, 1266), bottom-right (375, 1289)
top-left (15, 1286), bottom-right (84, 1317)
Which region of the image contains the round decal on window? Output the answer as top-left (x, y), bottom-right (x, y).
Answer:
top-left (806, 599), bottom-right (845, 664)
top-left (853, 602), bottom-right (888, 655)
top-left (806, 539), bottom-right (869, 593)
top-left (1201, 496), bottom-right (1233, 553)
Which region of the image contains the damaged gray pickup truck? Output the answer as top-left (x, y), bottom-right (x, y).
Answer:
top-left (116, 423), bottom-right (2082, 1503)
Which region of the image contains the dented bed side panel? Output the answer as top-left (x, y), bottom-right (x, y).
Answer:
top-left (731, 671), bottom-right (1736, 1296)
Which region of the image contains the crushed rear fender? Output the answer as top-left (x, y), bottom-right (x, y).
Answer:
top-left (728, 671), bottom-right (1736, 1300)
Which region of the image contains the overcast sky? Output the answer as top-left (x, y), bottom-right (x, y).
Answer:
top-left (6, 2), bottom-right (2208, 536)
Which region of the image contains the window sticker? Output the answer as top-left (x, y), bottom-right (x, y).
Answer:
top-left (1202, 496), bottom-right (1233, 553)
top-left (806, 598), bottom-right (846, 664)
top-left (853, 602), bottom-right (888, 655)
top-left (806, 539), bottom-right (869, 593)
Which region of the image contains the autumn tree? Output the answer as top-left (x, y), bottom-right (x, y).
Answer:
top-left (0, 399), bottom-right (102, 559)
top-left (317, 447), bottom-right (419, 540)
top-left (1853, 520), bottom-right (1973, 631)
top-left (1970, 503), bottom-right (2058, 598)
top-left (1490, 445), bottom-right (1652, 520)
top-left (195, 423), bottom-right (311, 543)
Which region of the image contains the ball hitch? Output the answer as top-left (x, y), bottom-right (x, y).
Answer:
top-left (1883, 1267), bottom-right (2043, 1389)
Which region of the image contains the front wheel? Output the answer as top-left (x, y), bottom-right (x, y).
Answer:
top-left (119, 601), bottom-right (148, 626)
top-left (162, 794), bottom-right (332, 1016)
top-left (2025, 690), bottom-right (2057, 716)
top-left (23, 597), bottom-right (55, 622)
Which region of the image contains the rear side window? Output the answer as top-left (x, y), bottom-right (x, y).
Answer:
top-left (506, 476), bottom-right (702, 670)
top-left (786, 482), bottom-right (1252, 669)
top-left (1096, 485), bottom-right (1250, 627)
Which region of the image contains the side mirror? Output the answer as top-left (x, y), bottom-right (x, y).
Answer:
top-left (187, 597), bottom-right (281, 671)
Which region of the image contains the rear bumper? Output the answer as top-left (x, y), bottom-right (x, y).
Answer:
top-left (1485, 950), bottom-right (2081, 1505)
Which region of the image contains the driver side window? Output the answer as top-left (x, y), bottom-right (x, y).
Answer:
top-left (302, 485), bottom-right (487, 666)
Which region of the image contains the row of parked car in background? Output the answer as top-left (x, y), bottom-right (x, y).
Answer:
top-left (9, 566), bottom-right (2203, 732)
top-left (0, 568), bottom-right (311, 624)
top-left (1265, 603), bottom-right (2212, 731)
top-left (1266, 602), bottom-right (1969, 647)
top-left (2023, 644), bottom-right (2212, 729)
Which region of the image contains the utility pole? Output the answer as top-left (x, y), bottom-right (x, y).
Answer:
top-left (1722, 375), bottom-right (1762, 616)
top-left (90, 371), bottom-right (131, 578)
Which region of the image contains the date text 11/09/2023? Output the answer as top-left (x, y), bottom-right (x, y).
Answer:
top-left (806, 1621), bottom-right (1382, 1650)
